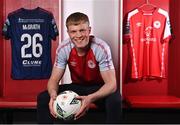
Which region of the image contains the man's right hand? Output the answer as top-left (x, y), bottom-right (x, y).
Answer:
top-left (49, 95), bottom-right (57, 118)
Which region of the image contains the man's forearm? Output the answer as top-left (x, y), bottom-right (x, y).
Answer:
top-left (88, 69), bottom-right (117, 102)
top-left (47, 67), bottom-right (65, 98)
top-left (47, 80), bottom-right (59, 98)
top-left (88, 81), bottom-right (117, 103)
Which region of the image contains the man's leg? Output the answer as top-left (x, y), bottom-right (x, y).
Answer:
top-left (36, 84), bottom-right (98, 124)
top-left (105, 90), bottom-right (122, 123)
top-left (37, 84), bottom-right (104, 123)
top-left (37, 90), bottom-right (55, 124)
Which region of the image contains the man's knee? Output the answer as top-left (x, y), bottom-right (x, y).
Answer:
top-left (105, 91), bottom-right (121, 123)
top-left (37, 90), bottom-right (50, 106)
top-left (107, 91), bottom-right (121, 104)
top-left (105, 91), bottom-right (122, 112)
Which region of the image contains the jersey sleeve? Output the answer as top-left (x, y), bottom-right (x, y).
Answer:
top-left (49, 14), bottom-right (59, 40)
top-left (2, 16), bottom-right (11, 39)
top-left (123, 14), bottom-right (131, 43)
top-left (124, 14), bottom-right (131, 37)
top-left (96, 42), bottom-right (114, 71)
top-left (123, 9), bottom-right (139, 43)
top-left (163, 13), bottom-right (172, 42)
top-left (54, 44), bottom-right (67, 69)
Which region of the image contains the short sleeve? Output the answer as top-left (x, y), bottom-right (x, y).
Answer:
top-left (123, 9), bottom-right (139, 43)
top-left (123, 12), bottom-right (132, 44)
top-left (163, 13), bottom-right (172, 42)
top-left (2, 16), bottom-right (11, 39)
top-left (54, 44), bottom-right (68, 69)
top-left (49, 14), bottom-right (59, 40)
top-left (96, 42), bottom-right (114, 71)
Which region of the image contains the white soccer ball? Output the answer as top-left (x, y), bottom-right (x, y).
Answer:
top-left (53, 90), bottom-right (81, 120)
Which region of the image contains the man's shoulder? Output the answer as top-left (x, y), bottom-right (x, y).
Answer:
top-left (90, 36), bottom-right (110, 49)
top-left (59, 38), bottom-right (72, 48)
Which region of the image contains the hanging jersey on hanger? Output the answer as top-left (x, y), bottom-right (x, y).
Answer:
top-left (2, 7), bottom-right (59, 79)
top-left (124, 7), bottom-right (172, 79)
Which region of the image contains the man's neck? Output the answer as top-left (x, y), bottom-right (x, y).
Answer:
top-left (76, 44), bottom-right (90, 56)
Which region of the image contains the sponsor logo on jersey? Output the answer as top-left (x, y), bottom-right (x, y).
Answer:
top-left (136, 22), bottom-right (142, 27)
top-left (2, 19), bottom-right (10, 32)
top-left (70, 61), bottom-right (77, 67)
top-left (145, 26), bottom-right (152, 37)
top-left (140, 26), bottom-right (157, 44)
top-left (5, 19), bottom-right (10, 25)
top-left (87, 60), bottom-right (96, 69)
top-left (125, 21), bottom-right (130, 34)
top-left (51, 19), bottom-right (58, 33)
top-left (22, 60), bottom-right (42, 67)
top-left (18, 18), bottom-right (44, 23)
top-left (52, 19), bottom-right (56, 25)
top-left (3, 24), bottom-right (8, 32)
top-left (167, 20), bottom-right (171, 26)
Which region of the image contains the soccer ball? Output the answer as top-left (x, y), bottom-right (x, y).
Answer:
top-left (53, 90), bottom-right (81, 120)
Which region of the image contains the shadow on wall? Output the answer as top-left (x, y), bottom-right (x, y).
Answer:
top-left (92, 0), bottom-right (119, 87)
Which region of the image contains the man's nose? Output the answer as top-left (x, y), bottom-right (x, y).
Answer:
top-left (75, 31), bottom-right (82, 37)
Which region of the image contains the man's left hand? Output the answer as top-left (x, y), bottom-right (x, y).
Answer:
top-left (74, 95), bottom-right (92, 120)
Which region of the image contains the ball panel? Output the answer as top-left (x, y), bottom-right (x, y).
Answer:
top-left (53, 90), bottom-right (81, 120)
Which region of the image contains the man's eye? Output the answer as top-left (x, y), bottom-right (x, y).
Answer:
top-left (70, 31), bottom-right (76, 33)
top-left (80, 29), bottom-right (86, 32)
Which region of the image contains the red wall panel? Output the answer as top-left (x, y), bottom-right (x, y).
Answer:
top-left (123, 0), bottom-right (170, 96)
top-left (0, 0), bottom-right (4, 96)
top-left (1, 0), bottom-right (60, 99)
top-left (168, 0), bottom-right (180, 97)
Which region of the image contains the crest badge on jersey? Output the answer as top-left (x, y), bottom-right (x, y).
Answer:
top-left (88, 60), bottom-right (96, 69)
top-left (154, 21), bottom-right (161, 29)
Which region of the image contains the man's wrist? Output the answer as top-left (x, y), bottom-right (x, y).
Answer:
top-left (88, 94), bottom-right (96, 103)
top-left (50, 90), bottom-right (57, 99)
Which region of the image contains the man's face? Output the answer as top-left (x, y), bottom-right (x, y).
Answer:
top-left (67, 22), bottom-right (91, 49)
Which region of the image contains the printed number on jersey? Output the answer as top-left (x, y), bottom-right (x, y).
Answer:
top-left (21, 33), bottom-right (43, 58)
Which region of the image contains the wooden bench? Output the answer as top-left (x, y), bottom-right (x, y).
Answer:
top-left (124, 95), bottom-right (180, 108)
top-left (0, 95), bottom-right (98, 109)
top-left (0, 97), bottom-right (36, 109)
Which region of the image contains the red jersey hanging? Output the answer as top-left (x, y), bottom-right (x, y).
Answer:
top-left (124, 7), bottom-right (172, 79)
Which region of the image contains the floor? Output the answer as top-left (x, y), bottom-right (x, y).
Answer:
top-left (122, 108), bottom-right (180, 124)
top-left (1, 108), bottom-right (180, 124)
top-left (0, 108), bottom-right (106, 124)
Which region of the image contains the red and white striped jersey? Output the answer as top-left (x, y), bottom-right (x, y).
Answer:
top-left (124, 7), bottom-right (172, 79)
top-left (54, 36), bottom-right (114, 85)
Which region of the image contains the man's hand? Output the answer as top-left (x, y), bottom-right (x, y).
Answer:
top-left (47, 67), bottom-right (65, 118)
top-left (49, 95), bottom-right (57, 118)
top-left (74, 95), bottom-right (92, 120)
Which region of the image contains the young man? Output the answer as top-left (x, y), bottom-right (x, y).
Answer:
top-left (37, 12), bottom-right (121, 124)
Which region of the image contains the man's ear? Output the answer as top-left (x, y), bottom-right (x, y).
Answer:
top-left (67, 30), bottom-right (69, 35)
top-left (89, 26), bottom-right (91, 33)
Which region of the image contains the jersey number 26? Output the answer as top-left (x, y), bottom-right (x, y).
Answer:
top-left (21, 33), bottom-right (43, 58)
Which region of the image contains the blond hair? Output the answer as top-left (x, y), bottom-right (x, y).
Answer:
top-left (66, 12), bottom-right (90, 28)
